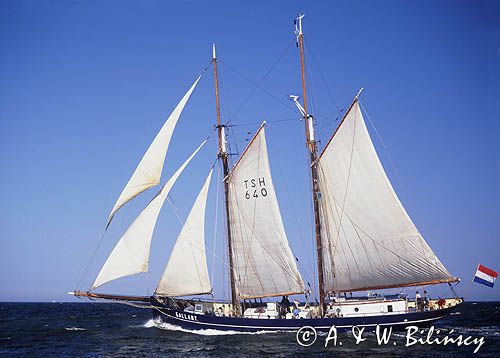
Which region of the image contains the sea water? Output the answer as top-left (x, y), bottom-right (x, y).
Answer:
top-left (0, 302), bottom-right (498, 357)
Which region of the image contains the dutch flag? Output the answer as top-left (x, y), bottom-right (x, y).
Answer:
top-left (473, 264), bottom-right (498, 288)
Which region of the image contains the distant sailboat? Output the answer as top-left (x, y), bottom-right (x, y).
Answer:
top-left (71, 14), bottom-right (462, 332)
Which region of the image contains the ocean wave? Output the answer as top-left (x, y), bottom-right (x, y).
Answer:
top-left (143, 318), bottom-right (277, 336)
top-left (65, 327), bottom-right (86, 331)
top-left (455, 326), bottom-right (500, 337)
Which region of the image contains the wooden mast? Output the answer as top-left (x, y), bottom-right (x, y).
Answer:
top-left (212, 44), bottom-right (239, 316)
top-left (295, 14), bottom-right (326, 316)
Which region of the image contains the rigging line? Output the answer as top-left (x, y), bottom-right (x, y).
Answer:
top-left (326, 171), bottom-right (446, 283)
top-left (304, 41), bottom-right (341, 115)
top-left (333, 104), bottom-right (359, 254)
top-left (273, 142), bottom-right (315, 288)
top-left (201, 59), bottom-right (213, 74)
top-left (78, 179), bottom-right (145, 291)
top-left (228, 125), bottom-right (240, 159)
top-left (301, 41), bottom-right (323, 148)
top-left (230, 40), bottom-right (294, 119)
top-left (359, 100), bottom-right (407, 201)
top-left (218, 60), bottom-right (297, 117)
top-left (230, 117), bottom-right (301, 127)
top-left (320, 158), bottom-right (376, 274)
top-left (75, 230), bottom-right (107, 291)
top-left (81, 298), bottom-right (150, 326)
top-left (165, 190), bottom-right (234, 272)
top-left (342, 211), bottom-right (423, 266)
top-left (216, 59), bottom-right (239, 156)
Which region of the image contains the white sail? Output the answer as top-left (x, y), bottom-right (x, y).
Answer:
top-left (156, 169), bottom-right (213, 296)
top-left (317, 100), bottom-right (456, 292)
top-left (227, 124), bottom-right (305, 299)
top-left (107, 76), bottom-right (201, 226)
top-left (92, 140), bottom-right (207, 289)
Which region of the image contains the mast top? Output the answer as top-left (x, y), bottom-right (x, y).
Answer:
top-left (212, 44), bottom-right (217, 60)
top-left (295, 13), bottom-right (305, 37)
top-left (356, 87), bottom-right (364, 100)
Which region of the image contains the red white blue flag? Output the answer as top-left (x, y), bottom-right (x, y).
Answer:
top-left (473, 264), bottom-right (498, 288)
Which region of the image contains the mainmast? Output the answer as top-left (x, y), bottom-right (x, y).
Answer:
top-left (292, 14), bottom-right (326, 316)
top-left (212, 44), bottom-right (239, 316)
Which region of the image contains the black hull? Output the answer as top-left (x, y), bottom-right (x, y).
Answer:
top-left (150, 301), bottom-right (459, 333)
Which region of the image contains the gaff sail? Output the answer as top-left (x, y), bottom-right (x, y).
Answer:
top-left (227, 123), bottom-right (305, 299)
top-left (317, 100), bottom-right (457, 293)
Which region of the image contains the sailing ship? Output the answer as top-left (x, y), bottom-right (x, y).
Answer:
top-left (71, 14), bottom-right (462, 332)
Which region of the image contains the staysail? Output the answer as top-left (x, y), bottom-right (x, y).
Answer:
top-left (227, 123), bottom-right (305, 299)
top-left (107, 76), bottom-right (201, 227)
top-left (156, 169), bottom-right (213, 296)
top-left (317, 100), bottom-right (457, 293)
top-left (92, 140), bottom-right (207, 289)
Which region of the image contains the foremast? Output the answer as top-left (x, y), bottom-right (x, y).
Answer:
top-left (293, 14), bottom-right (326, 316)
top-left (212, 45), bottom-right (239, 316)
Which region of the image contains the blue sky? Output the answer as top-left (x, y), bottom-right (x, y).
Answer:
top-left (1, 0), bottom-right (498, 302)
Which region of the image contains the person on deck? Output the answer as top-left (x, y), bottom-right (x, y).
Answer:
top-left (437, 298), bottom-right (446, 309)
top-left (280, 296), bottom-right (290, 318)
top-left (415, 291), bottom-right (421, 311)
top-left (292, 300), bottom-right (300, 318)
top-left (423, 290), bottom-right (430, 310)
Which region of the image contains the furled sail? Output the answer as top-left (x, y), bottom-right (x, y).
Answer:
top-left (156, 169), bottom-right (213, 296)
top-left (227, 123), bottom-right (305, 299)
top-left (92, 140), bottom-right (207, 289)
top-left (317, 100), bottom-right (457, 293)
top-left (107, 76), bottom-right (201, 227)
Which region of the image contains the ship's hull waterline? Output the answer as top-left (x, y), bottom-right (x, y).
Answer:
top-left (150, 301), bottom-right (461, 333)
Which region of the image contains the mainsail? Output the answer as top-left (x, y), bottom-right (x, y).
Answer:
top-left (156, 169), bottom-right (213, 296)
top-left (107, 76), bottom-right (201, 226)
top-left (317, 100), bottom-right (457, 292)
top-left (92, 140), bottom-right (207, 289)
top-left (227, 123), bottom-right (305, 299)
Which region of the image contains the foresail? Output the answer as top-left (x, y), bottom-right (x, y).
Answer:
top-left (156, 169), bottom-right (213, 296)
top-left (107, 76), bottom-right (201, 227)
top-left (92, 140), bottom-right (207, 289)
top-left (228, 124), bottom-right (305, 299)
top-left (317, 100), bottom-right (456, 292)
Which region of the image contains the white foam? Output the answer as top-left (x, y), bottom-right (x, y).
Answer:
top-left (143, 318), bottom-right (277, 336)
top-left (65, 327), bottom-right (86, 331)
top-left (143, 319), bottom-right (156, 328)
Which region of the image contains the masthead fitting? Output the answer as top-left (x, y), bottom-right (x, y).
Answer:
top-left (294, 13), bottom-right (305, 43)
top-left (212, 44), bottom-right (217, 60)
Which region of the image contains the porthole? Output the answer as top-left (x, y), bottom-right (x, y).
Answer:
top-left (354, 307), bottom-right (359, 312)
